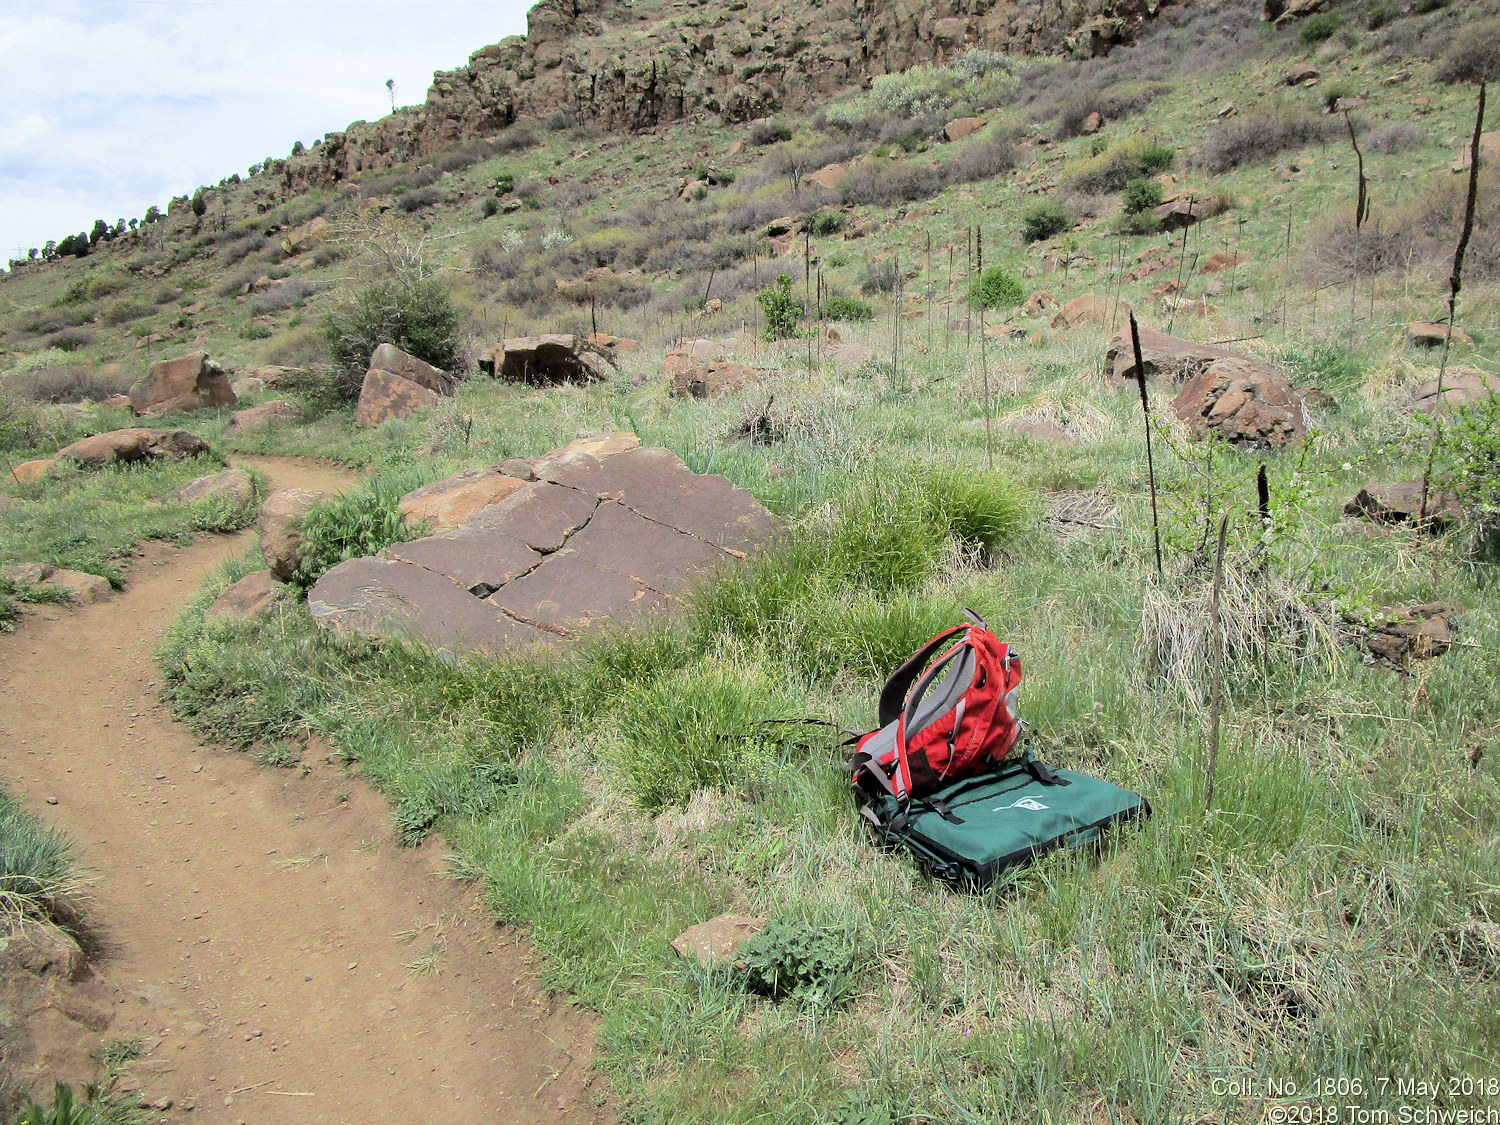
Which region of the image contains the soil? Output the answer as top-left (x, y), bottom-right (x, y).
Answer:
top-left (0, 457), bottom-right (611, 1124)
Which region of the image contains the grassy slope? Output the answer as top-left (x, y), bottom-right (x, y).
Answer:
top-left (4, 0), bottom-right (1500, 1120)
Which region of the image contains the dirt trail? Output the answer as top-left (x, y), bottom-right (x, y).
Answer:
top-left (0, 457), bottom-right (609, 1124)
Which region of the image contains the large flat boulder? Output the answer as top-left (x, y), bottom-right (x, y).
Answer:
top-left (1410, 369), bottom-right (1500, 415)
top-left (497, 334), bottom-right (617, 385)
top-left (55, 428), bottom-right (209, 468)
top-left (1171, 358), bottom-right (1308, 449)
top-left (368, 343), bottom-right (456, 396)
top-left (152, 468), bottom-right (256, 506)
top-left (1051, 294), bottom-right (1132, 330)
top-left (396, 468), bottom-right (528, 531)
top-left (1105, 325), bottom-right (1241, 383)
top-left (130, 352), bottom-right (237, 416)
top-left (354, 368), bottom-right (439, 429)
top-left (309, 446), bottom-right (777, 654)
top-left (259, 488), bottom-right (332, 582)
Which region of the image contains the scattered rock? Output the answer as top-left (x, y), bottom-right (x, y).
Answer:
top-left (1080, 111), bottom-right (1103, 134)
top-left (1201, 251), bottom-right (1248, 274)
top-left (247, 365), bottom-right (296, 384)
top-left (258, 488), bottom-right (332, 582)
top-left (227, 400), bottom-right (298, 431)
top-left (397, 468), bottom-right (529, 531)
top-left (498, 334), bottom-right (618, 384)
top-left (2, 563), bottom-right (53, 584)
top-left (1051, 294), bottom-right (1132, 330)
top-left (206, 570), bottom-right (288, 624)
top-left (0, 924), bottom-right (90, 983)
top-left (584, 332), bottom-right (640, 354)
top-left (43, 569), bottom-right (112, 604)
top-left (1104, 324), bottom-right (1239, 382)
top-left (231, 377), bottom-right (265, 398)
top-left (670, 914), bottom-right (767, 966)
top-left (496, 457), bottom-right (539, 481)
top-left (1344, 482), bottom-right (1463, 531)
top-left (943, 116), bottom-right (988, 142)
top-left (354, 368), bottom-right (440, 429)
top-left (281, 215), bottom-right (331, 256)
top-left (1362, 604), bottom-right (1458, 667)
top-left (129, 352), bottom-right (237, 416)
top-left (1285, 63), bottom-right (1321, 85)
top-left (1003, 418), bottom-right (1077, 445)
top-left (55, 428), bottom-right (210, 468)
top-left (310, 447), bottom-right (777, 654)
top-left (1155, 196), bottom-right (1201, 232)
top-left (805, 163), bottom-right (848, 190)
top-left (1410, 369), bottom-right (1500, 414)
top-left (664, 352), bottom-right (767, 399)
top-left (368, 343), bottom-right (456, 396)
top-left (1022, 290), bottom-right (1058, 318)
top-left (1170, 357), bottom-right (1308, 449)
top-left (825, 343), bottom-right (877, 368)
top-left (105, 394), bottom-right (132, 409)
top-left (153, 468), bottom-right (256, 506)
top-left (1404, 322), bottom-right (1474, 349)
top-left (844, 218), bottom-right (877, 240)
top-left (7, 459), bottom-right (60, 484)
top-left (1450, 131), bottom-right (1500, 174)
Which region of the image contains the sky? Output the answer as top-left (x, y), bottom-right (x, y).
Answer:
top-left (0, 0), bottom-right (534, 263)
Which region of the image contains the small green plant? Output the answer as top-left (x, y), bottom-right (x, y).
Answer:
top-left (805, 210), bottom-right (846, 237)
top-left (253, 742), bottom-right (302, 768)
top-left (239, 322), bottom-right (272, 340)
top-left (1121, 176), bottom-right (1165, 215)
top-left (1, 785), bottom-right (81, 930)
top-left (481, 197), bottom-right (500, 218)
top-left (1021, 200), bottom-right (1071, 243)
top-left (970, 265), bottom-right (1025, 311)
top-left (823, 293), bottom-right (874, 322)
top-left (757, 273), bottom-right (803, 341)
top-left (1320, 77), bottom-right (1360, 112)
top-left (739, 916), bottom-right (856, 1008)
top-left (292, 475), bottom-right (424, 588)
top-left (1301, 12), bottom-right (1343, 41)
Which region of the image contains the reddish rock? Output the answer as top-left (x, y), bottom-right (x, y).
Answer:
top-left (943, 117), bottom-right (988, 142)
top-left (231, 377), bottom-right (265, 398)
top-left (1171, 357), bottom-right (1307, 448)
top-left (1450, 131), bottom-right (1500, 174)
top-left (825, 344), bottom-right (876, 368)
top-left (230, 400), bottom-right (298, 432)
top-left (206, 570), bottom-right (288, 624)
top-left (354, 368), bottom-right (440, 429)
top-left (1051, 294), bottom-right (1132, 330)
top-left (1155, 196), bottom-right (1200, 232)
top-left (664, 353), bottom-right (767, 399)
top-left (1104, 325), bottom-right (1239, 382)
top-left (1405, 322), bottom-right (1474, 349)
top-left (1410, 369), bottom-right (1500, 414)
top-left (397, 468), bottom-right (529, 531)
top-left (1022, 290), bottom-right (1058, 318)
top-left (1363, 604), bottom-right (1458, 667)
top-left (55, 428), bottom-right (210, 467)
top-left (259, 488), bottom-right (332, 582)
top-left (1344, 482), bottom-right (1463, 531)
top-left (805, 163), bottom-right (848, 190)
top-left (1286, 63), bottom-right (1320, 85)
top-left (1201, 251), bottom-right (1248, 274)
top-left (1004, 418), bottom-right (1076, 445)
top-left (129, 352), bottom-right (237, 415)
top-left (535, 432), bottom-right (641, 470)
top-left (368, 343), bottom-right (456, 396)
top-left (671, 914), bottom-right (768, 966)
top-left (105, 394), bottom-right (132, 409)
top-left (43, 569), bottom-right (112, 604)
top-left (1080, 111), bottom-right (1103, 134)
top-left (153, 468), bottom-right (256, 506)
top-left (7, 459), bottom-right (60, 484)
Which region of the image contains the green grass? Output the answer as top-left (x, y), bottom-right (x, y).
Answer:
top-left (0, 786), bottom-right (82, 934)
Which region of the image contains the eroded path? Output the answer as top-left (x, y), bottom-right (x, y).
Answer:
top-left (0, 457), bottom-right (608, 1124)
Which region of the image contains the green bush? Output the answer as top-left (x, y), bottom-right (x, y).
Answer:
top-left (757, 274), bottom-right (803, 341)
top-left (1021, 200), bottom-right (1072, 243)
top-left (321, 278), bottom-right (461, 399)
top-left (1062, 138), bottom-right (1175, 194)
top-left (805, 210), bottom-right (846, 237)
top-left (969, 265), bottom-right (1025, 311)
top-left (292, 472), bottom-right (425, 588)
top-left (1366, 5), bottom-right (1394, 29)
top-left (1301, 12), bottom-right (1342, 41)
top-left (823, 293), bottom-right (874, 322)
top-left (1121, 176), bottom-right (1165, 215)
top-left (739, 916), bottom-right (856, 1008)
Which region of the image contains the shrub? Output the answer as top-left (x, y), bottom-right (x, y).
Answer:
top-left (1301, 12), bottom-right (1343, 41)
top-left (1320, 77), bottom-right (1360, 112)
top-left (292, 473), bottom-right (421, 588)
top-left (394, 186), bottom-right (442, 213)
top-left (1061, 138), bottom-right (1175, 193)
top-left (838, 161), bottom-right (944, 207)
top-left (103, 297), bottom-right (155, 325)
top-left (4, 365), bottom-right (131, 404)
top-left (1121, 176), bottom-right (1165, 215)
top-left (42, 328), bottom-right (94, 353)
top-left (970, 265), bottom-right (1025, 310)
top-left (220, 233), bottom-right (268, 265)
top-left (1276, 342), bottom-right (1364, 394)
top-left (805, 209), bottom-right (846, 236)
top-left (54, 273), bottom-right (127, 306)
top-left (823, 293), bottom-right (874, 322)
top-left (750, 121), bottom-right (793, 145)
top-left (1021, 200), bottom-right (1072, 243)
top-left (1056, 81), bottom-right (1163, 139)
top-left (1364, 122), bottom-right (1425, 153)
top-left (757, 274), bottom-right (803, 340)
top-left (1198, 111), bottom-right (1332, 174)
top-left (860, 259), bottom-right (900, 295)
top-left (247, 278), bottom-right (322, 316)
top-left (1433, 16), bottom-right (1500, 83)
top-left (321, 279), bottom-right (461, 398)
top-left (1366, 5), bottom-right (1394, 29)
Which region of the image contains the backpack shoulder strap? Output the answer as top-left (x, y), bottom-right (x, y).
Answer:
top-left (877, 625), bottom-right (970, 728)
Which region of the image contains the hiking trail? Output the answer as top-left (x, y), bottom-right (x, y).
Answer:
top-left (0, 455), bottom-right (609, 1124)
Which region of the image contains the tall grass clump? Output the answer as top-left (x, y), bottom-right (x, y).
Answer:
top-left (1062, 138), bottom-right (1174, 194)
top-left (0, 787), bottom-right (82, 932)
top-left (292, 468), bottom-right (428, 587)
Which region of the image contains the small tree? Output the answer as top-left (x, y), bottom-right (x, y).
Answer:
top-left (970, 265), bottom-right (1025, 310)
top-left (1121, 177), bottom-right (1164, 215)
top-left (1021, 200), bottom-right (1071, 243)
top-left (757, 274), bottom-right (803, 340)
top-left (191, 190), bottom-right (207, 219)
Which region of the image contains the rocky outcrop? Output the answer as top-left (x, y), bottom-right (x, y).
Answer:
top-left (354, 367), bottom-right (441, 428)
top-left (152, 468), bottom-right (257, 506)
top-left (129, 352), bottom-right (237, 416)
top-left (1361, 604), bottom-right (1458, 667)
top-left (259, 488), bottom-right (333, 582)
top-left (308, 446), bottom-right (777, 655)
top-left (1104, 324), bottom-right (1239, 382)
top-left (397, 467), bottom-right (529, 531)
top-left (54, 429), bottom-right (210, 467)
top-left (282, 0), bottom-right (1190, 190)
top-left (497, 335), bottom-right (617, 384)
top-left (1052, 294), bottom-right (1131, 330)
top-left (664, 352), bottom-right (767, 399)
top-left (1170, 357), bottom-right (1308, 449)
top-left (228, 400), bottom-right (299, 431)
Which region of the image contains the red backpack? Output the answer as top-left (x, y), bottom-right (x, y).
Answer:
top-left (850, 612), bottom-right (1023, 806)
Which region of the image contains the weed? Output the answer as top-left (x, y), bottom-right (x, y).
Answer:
top-left (756, 274), bottom-right (803, 341)
top-left (1022, 200), bottom-right (1072, 243)
top-left (739, 916), bottom-right (856, 1008)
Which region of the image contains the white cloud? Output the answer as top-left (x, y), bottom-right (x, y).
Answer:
top-left (1, 0), bottom-right (532, 259)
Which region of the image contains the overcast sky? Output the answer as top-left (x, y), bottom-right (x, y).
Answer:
top-left (0, 0), bottom-right (533, 263)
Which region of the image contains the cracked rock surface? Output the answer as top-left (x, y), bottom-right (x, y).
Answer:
top-left (308, 445), bottom-right (777, 654)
